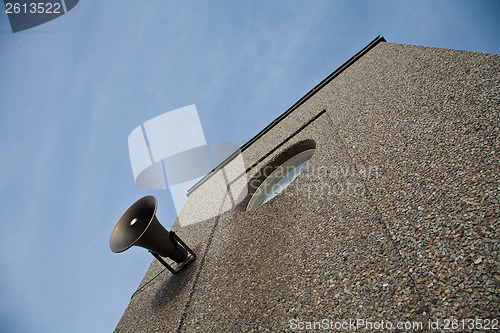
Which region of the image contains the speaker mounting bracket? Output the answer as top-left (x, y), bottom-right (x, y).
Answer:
top-left (148, 231), bottom-right (196, 274)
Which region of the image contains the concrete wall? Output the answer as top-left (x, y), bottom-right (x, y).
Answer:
top-left (115, 42), bottom-right (499, 332)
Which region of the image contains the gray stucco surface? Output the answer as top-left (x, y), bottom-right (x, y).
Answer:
top-left (115, 41), bottom-right (499, 332)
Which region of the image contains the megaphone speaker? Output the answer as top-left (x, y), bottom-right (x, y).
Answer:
top-left (110, 195), bottom-right (195, 274)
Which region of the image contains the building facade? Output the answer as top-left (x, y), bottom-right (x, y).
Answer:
top-left (115, 37), bottom-right (499, 332)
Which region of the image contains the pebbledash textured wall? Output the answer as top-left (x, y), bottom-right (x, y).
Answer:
top-left (115, 38), bottom-right (499, 332)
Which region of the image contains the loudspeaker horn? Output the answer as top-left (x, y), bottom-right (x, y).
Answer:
top-left (110, 195), bottom-right (195, 273)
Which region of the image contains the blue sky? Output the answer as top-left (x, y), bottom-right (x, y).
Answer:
top-left (0, 1), bottom-right (498, 332)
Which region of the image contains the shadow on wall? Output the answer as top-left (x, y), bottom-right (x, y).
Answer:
top-left (151, 244), bottom-right (200, 311)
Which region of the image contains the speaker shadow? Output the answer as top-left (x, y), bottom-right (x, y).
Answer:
top-left (151, 245), bottom-right (201, 310)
